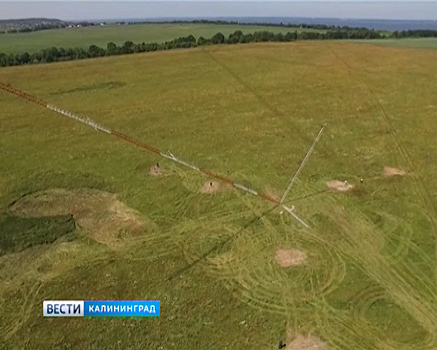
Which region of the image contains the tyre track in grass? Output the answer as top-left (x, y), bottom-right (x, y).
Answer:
top-left (327, 43), bottom-right (437, 279)
top-left (324, 199), bottom-right (437, 347)
top-left (326, 42), bottom-right (437, 341)
top-left (317, 202), bottom-right (437, 349)
top-left (202, 43), bottom-right (437, 348)
top-left (0, 282), bottom-right (42, 341)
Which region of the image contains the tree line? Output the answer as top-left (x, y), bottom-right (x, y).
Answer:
top-left (2, 18), bottom-right (437, 38)
top-left (390, 30), bottom-right (437, 38)
top-left (1, 23), bottom-right (67, 34)
top-left (0, 20), bottom-right (95, 35)
top-left (0, 28), bottom-right (389, 67)
top-left (128, 19), bottom-right (375, 32)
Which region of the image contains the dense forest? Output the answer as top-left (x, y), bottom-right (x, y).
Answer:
top-left (1, 27), bottom-right (436, 67)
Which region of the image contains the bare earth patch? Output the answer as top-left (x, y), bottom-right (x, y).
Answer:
top-left (275, 248), bottom-right (307, 267)
top-left (149, 164), bottom-right (163, 177)
top-left (9, 189), bottom-right (146, 247)
top-left (327, 180), bottom-right (354, 192)
top-left (200, 180), bottom-right (231, 194)
top-left (383, 166), bottom-right (406, 177)
top-left (286, 333), bottom-right (327, 350)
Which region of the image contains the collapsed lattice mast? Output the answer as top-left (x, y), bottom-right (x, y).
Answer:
top-left (0, 81), bottom-right (323, 228)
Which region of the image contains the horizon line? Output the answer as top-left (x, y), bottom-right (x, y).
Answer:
top-left (2, 16), bottom-right (437, 22)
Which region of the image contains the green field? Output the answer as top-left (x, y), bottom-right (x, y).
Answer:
top-left (353, 37), bottom-right (437, 49)
top-left (1, 41), bottom-right (437, 349)
top-left (0, 23), bottom-right (323, 54)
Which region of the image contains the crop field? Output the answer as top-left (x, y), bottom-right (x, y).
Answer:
top-left (0, 41), bottom-right (437, 349)
top-left (352, 37), bottom-right (437, 49)
top-left (0, 23), bottom-right (324, 54)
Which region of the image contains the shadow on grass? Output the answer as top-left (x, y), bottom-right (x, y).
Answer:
top-left (0, 214), bottom-right (77, 256)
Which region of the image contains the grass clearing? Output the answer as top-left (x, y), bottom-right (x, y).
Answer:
top-left (351, 37), bottom-right (437, 49)
top-left (0, 23), bottom-right (324, 54)
top-left (0, 41), bottom-right (437, 349)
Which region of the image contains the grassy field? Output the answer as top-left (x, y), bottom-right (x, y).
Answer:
top-left (0, 41), bottom-right (437, 349)
top-left (0, 23), bottom-right (323, 54)
top-left (352, 37), bottom-right (437, 49)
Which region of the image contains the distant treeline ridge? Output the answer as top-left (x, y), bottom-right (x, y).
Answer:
top-left (0, 28), bottom-right (434, 67)
top-left (127, 19), bottom-right (376, 32)
top-left (2, 18), bottom-right (437, 36)
top-left (0, 18), bottom-right (384, 34)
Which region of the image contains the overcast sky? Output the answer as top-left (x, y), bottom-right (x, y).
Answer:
top-left (1, 1), bottom-right (437, 21)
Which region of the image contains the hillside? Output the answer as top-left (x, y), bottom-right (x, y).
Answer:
top-left (0, 18), bottom-right (68, 33)
top-left (0, 22), bottom-right (324, 54)
top-left (351, 37), bottom-right (437, 49)
top-left (1, 41), bottom-right (437, 349)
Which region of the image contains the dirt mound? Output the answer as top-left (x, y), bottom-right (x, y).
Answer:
top-left (9, 189), bottom-right (146, 247)
top-left (383, 166), bottom-right (406, 177)
top-left (200, 180), bottom-right (231, 194)
top-left (327, 180), bottom-right (353, 192)
top-left (149, 164), bottom-right (163, 177)
top-left (275, 248), bottom-right (307, 267)
top-left (286, 333), bottom-right (327, 350)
